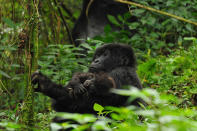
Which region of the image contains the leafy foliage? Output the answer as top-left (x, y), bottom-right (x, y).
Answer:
top-left (50, 87), bottom-right (197, 131)
top-left (93, 0), bottom-right (197, 56)
top-left (138, 38), bottom-right (197, 106)
top-left (0, 0), bottom-right (197, 130)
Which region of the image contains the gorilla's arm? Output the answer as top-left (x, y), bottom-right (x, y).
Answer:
top-left (31, 72), bottom-right (114, 100)
top-left (109, 67), bottom-right (146, 106)
top-left (31, 72), bottom-right (71, 100)
top-left (109, 67), bottom-right (143, 89)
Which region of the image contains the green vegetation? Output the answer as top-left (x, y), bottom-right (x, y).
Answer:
top-left (0, 0), bottom-right (197, 130)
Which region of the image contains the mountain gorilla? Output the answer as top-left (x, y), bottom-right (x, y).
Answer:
top-left (72, 0), bottom-right (135, 46)
top-left (32, 44), bottom-right (144, 113)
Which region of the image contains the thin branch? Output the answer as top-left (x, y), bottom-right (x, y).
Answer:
top-left (53, 0), bottom-right (75, 45)
top-left (0, 79), bottom-right (12, 97)
top-left (60, 1), bottom-right (76, 22)
top-left (86, 0), bottom-right (94, 18)
top-left (115, 0), bottom-right (197, 26)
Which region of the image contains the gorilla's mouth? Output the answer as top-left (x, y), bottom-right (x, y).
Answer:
top-left (89, 66), bottom-right (108, 73)
top-left (89, 67), bottom-right (97, 73)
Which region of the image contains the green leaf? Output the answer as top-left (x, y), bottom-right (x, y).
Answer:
top-left (134, 9), bottom-right (145, 15)
top-left (184, 37), bottom-right (196, 41)
top-left (0, 70), bottom-right (11, 78)
top-left (147, 17), bottom-right (156, 25)
top-left (117, 15), bottom-right (124, 22)
top-left (92, 120), bottom-right (111, 131)
top-left (186, 24), bottom-right (192, 31)
top-left (80, 43), bottom-right (92, 50)
top-left (2, 17), bottom-right (16, 28)
top-left (129, 22), bottom-right (140, 30)
top-left (93, 103), bottom-right (104, 112)
top-left (107, 15), bottom-right (120, 26)
top-left (0, 122), bottom-right (21, 129)
top-left (56, 112), bottom-right (96, 124)
top-left (104, 25), bottom-right (112, 33)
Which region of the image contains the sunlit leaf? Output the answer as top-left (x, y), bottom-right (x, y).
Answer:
top-left (93, 103), bottom-right (104, 112)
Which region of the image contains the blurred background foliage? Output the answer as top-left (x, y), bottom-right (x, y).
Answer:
top-left (0, 0), bottom-right (197, 130)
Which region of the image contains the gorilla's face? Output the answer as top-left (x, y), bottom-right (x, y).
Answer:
top-left (89, 44), bottom-right (136, 73)
top-left (89, 49), bottom-right (113, 72)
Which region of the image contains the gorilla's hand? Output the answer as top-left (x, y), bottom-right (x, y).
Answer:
top-left (31, 71), bottom-right (51, 92)
top-left (67, 77), bottom-right (87, 98)
top-left (83, 79), bottom-right (95, 89)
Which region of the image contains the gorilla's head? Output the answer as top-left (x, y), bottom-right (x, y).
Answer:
top-left (89, 43), bottom-right (136, 72)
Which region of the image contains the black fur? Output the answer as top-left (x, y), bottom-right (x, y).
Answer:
top-left (32, 44), bottom-right (144, 113)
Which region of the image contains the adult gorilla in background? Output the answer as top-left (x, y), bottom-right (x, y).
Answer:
top-left (32, 44), bottom-right (144, 113)
top-left (72, 0), bottom-right (135, 46)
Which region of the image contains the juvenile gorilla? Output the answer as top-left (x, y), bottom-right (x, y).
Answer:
top-left (32, 44), bottom-right (143, 113)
